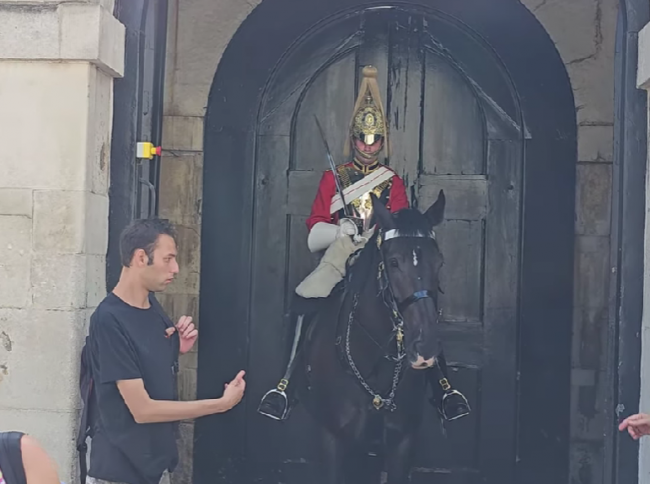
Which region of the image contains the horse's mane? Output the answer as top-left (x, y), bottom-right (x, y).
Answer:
top-left (346, 208), bottom-right (432, 294)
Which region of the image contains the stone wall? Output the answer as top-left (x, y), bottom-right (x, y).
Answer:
top-left (159, 0), bottom-right (619, 482)
top-left (0, 2), bottom-right (124, 482)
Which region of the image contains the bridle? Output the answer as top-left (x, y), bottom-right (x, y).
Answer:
top-left (342, 227), bottom-right (441, 411)
top-left (377, 228), bottom-right (441, 359)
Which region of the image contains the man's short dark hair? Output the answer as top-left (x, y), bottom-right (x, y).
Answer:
top-left (119, 218), bottom-right (176, 267)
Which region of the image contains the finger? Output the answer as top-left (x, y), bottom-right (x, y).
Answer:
top-left (176, 316), bottom-right (192, 331)
top-left (236, 370), bottom-right (246, 380)
top-left (182, 326), bottom-right (197, 339)
top-left (627, 413), bottom-right (648, 422)
top-left (165, 327), bottom-right (176, 337)
top-left (180, 324), bottom-right (192, 337)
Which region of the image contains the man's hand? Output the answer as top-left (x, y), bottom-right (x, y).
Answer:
top-left (222, 370), bottom-right (246, 410)
top-left (619, 413), bottom-right (650, 440)
top-left (338, 218), bottom-right (358, 238)
top-left (165, 316), bottom-right (198, 354)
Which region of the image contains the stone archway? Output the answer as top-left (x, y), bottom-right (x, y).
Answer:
top-left (196, 1), bottom-right (577, 483)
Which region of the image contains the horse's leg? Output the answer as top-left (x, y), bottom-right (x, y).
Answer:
top-left (384, 432), bottom-right (415, 484)
top-left (319, 429), bottom-right (346, 484)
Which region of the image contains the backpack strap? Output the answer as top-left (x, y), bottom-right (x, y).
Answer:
top-left (149, 294), bottom-right (181, 439)
top-left (77, 335), bottom-right (94, 484)
top-left (0, 432), bottom-right (27, 484)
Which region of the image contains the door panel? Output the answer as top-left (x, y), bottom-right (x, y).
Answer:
top-left (248, 8), bottom-right (522, 483)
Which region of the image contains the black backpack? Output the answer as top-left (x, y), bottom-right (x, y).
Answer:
top-left (76, 294), bottom-right (180, 484)
top-left (0, 431), bottom-right (27, 484)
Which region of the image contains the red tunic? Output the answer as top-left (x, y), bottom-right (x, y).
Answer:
top-left (306, 164), bottom-right (409, 231)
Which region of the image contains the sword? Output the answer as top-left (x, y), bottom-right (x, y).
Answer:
top-left (313, 115), bottom-right (352, 218)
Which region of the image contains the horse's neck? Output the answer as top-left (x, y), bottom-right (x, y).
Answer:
top-left (354, 250), bottom-right (393, 336)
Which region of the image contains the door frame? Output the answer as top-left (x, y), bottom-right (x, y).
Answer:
top-left (607, 1), bottom-right (649, 482)
top-left (198, 2), bottom-right (577, 483)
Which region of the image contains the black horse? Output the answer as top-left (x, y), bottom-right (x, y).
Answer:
top-left (296, 190), bottom-right (447, 484)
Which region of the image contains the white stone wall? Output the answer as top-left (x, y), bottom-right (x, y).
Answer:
top-left (0, 2), bottom-right (124, 482)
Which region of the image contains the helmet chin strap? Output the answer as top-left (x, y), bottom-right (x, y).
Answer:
top-left (353, 140), bottom-right (383, 164)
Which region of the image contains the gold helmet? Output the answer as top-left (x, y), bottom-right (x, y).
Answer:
top-left (344, 65), bottom-right (390, 158)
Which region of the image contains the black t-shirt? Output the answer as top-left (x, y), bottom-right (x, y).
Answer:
top-left (88, 293), bottom-right (179, 484)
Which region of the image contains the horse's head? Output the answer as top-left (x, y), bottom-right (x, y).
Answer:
top-left (372, 190), bottom-right (445, 370)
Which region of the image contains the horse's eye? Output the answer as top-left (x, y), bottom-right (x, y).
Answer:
top-left (389, 258), bottom-right (399, 268)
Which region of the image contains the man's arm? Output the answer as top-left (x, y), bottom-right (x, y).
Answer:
top-left (21, 434), bottom-right (61, 484)
top-left (117, 370), bottom-right (245, 424)
top-left (306, 171), bottom-right (336, 231)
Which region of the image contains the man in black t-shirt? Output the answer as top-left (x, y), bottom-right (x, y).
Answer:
top-left (87, 219), bottom-right (246, 484)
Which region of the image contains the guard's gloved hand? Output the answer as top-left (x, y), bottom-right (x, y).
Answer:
top-left (337, 218), bottom-right (358, 238)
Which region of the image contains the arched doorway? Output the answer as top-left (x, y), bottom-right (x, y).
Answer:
top-left (198, 1), bottom-right (576, 483)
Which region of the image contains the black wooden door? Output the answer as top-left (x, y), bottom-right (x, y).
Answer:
top-left (246, 8), bottom-right (523, 483)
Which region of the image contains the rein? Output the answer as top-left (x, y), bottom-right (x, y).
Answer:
top-left (342, 227), bottom-right (439, 411)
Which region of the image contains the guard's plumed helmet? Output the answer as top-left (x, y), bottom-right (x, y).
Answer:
top-left (344, 66), bottom-right (390, 158)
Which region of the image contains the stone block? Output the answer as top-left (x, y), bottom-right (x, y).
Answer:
top-left (575, 163), bottom-right (612, 236)
top-left (0, 5), bottom-right (60, 60)
top-left (0, 62), bottom-right (90, 190)
top-left (178, 367), bottom-right (197, 401)
top-left (162, 116), bottom-right (204, 151)
top-left (0, 216), bottom-right (31, 308)
top-left (0, 307), bottom-right (86, 412)
top-left (179, 350), bottom-right (198, 370)
top-left (168, 0), bottom-right (258, 116)
top-left (567, 53), bottom-right (615, 126)
top-left (166, 225), bottom-right (201, 295)
top-left (577, 125), bottom-right (614, 162)
top-left (569, 442), bottom-right (603, 484)
top-left (86, 255), bottom-right (107, 307)
top-left (570, 370), bottom-right (608, 442)
top-left (574, 236), bottom-right (610, 310)
top-left (172, 422), bottom-right (195, 484)
top-left (572, 306), bottom-right (608, 371)
top-left (0, 188), bottom-right (32, 217)
top-left (59, 3), bottom-right (125, 77)
top-left (159, 153), bottom-right (203, 225)
top-left (33, 190), bottom-right (86, 253)
top-left (87, 67), bottom-right (113, 196)
top-left (639, 22), bottom-right (650, 89)
top-left (522, 0), bottom-right (601, 65)
top-left (32, 254), bottom-right (87, 309)
top-left (0, 3), bottom-right (124, 77)
top-left (33, 190), bottom-right (108, 255)
top-left (0, 407), bottom-right (77, 484)
top-left (85, 192), bottom-right (109, 255)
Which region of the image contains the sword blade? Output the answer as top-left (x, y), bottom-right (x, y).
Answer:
top-left (313, 115), bottom-right (351, 217)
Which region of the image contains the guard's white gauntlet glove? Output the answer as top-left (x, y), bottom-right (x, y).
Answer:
top-left (337, 218), bottom-right (358, 238)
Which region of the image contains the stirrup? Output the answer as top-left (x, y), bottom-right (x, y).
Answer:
top-left (440, 389), bottom-right (471, 421)
top-left (257, 380), bottom-right (290, 421)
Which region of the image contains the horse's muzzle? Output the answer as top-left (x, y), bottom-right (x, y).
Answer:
top-left (410, 355), bottom-right (435, 369)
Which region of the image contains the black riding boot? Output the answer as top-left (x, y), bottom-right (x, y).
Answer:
top-left (258, 314), bottom-right (309, 421)
top-left (427, 351), bottom-right (471, 421)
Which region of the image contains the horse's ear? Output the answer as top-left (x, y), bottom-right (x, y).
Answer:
top-left (371, 193), bottom-right (395, 230)
top-left (424, 190), bottom-right (445, 227)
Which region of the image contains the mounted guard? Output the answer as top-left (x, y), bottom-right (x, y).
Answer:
top-left (258, 66), bottom-right (470, 423)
